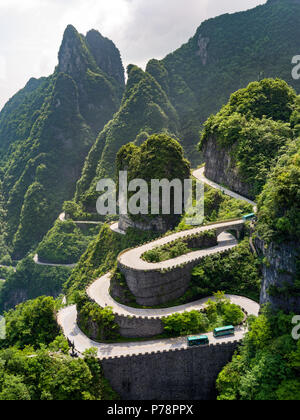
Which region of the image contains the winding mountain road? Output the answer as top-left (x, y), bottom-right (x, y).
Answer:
top-left (110, 222), bottom-right (126, 235)
top-left (32, 213), bottom-right (103, 268)
top-left (59, 212), bottom-right (103, 225)
top-left (119, 227), bottom-right (240, 272)
top-left (57, 299), bottom-right (259, 360)
top-left (57, 166), bottom-right (260, 358)
top-left (87, 272), bottom-right (259, 319)
top-left (33, 254), bottom-right (76, 268)
top-left (193, 167), bottom-right (257, 212)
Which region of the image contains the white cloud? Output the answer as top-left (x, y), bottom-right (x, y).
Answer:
top-left (58, 0), bottom-right (131, 34)
top-left (0, 0), bottom-right (266, 110)
top-left (0, 56), bottom-right (6, 80)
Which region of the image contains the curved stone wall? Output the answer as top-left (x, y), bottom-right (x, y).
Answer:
top-left (118, 242), bottom-right (232, 307)
top-left (101, 340), bottom-right (242, 400)
top-left (118, 259), bottom-right (199, 306)
top-left (78, 284), bottom-right (165, 338)
top-left (118, 220), bottom-right (244, 306)
top-left (78, 307), bottom-right (164, 339)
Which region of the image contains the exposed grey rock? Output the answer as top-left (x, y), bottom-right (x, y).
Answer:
top-left (58, 25), bottom-right (124, 135)
top-left (255, 236), bottom-right (300, 312)
top-left (119, 214), bottom-right (175, 234)
top-left (58, 25), bottom-right (89, 76)
top-left (202, 135), bottom-right (254, 200)
top-left (197, 34), bottom-right (210, 65)
top-left (85, 29), bottom-right (125, 87)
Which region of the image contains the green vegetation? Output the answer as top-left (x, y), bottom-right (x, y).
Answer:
top-left (0, 347), bottom-right (118, 400)
top-left (1, 0), bottom-right (300, 400)
top-left (75, 292), bottom-right (120, 341)
top-left (0, 77), bottom-right (50, 161)
top-left (142, 231), bottom-right (217, 263)
top-left (163, 292), bottom-right (244, 337)
top-left (203, 186), bottom-right (253, 222)
top-left (75, 67), bottom-right (180, 211)
top-left (0, 266), bottom-right (14, 280)
top-left (110, 268), bottom-right (137, 306)
top-left (142, 239), bottom-right (190, 263)
top-left (204, 78), bottom-right (296, 128)
top-left (75, 0), bottom-right (300, 211)
top-left (201, 79), bottom-right (296, 197)
top-left (0, 257), bottom-right (71, 312)
top-left (117, 133), bottom-right (190, 185)
top-left (116, 133), bottom-right (190, 229)
top-left (217, 307), bottom-right (300, 400)
top-left (148, 0), bottom-right (300, 159)
top-left (0, 183), bottom-right (11, 263)
top-left (175, 183), bottom-right (253, 233)
top-left (8, 73), bottom-right (94, 259)
top-left (213, 78), bottom-right (300, 402)
top-left (86, 182), bottom-right (258, 310)
top-left (37, 220), bottom-right (101, 264)
top-left (62, 200), bottom-right (106, 222)
top-left (0, 25), bottom-right (123, 259)
top-left (57, 25), bottom-right (124, 135)
top-left (256, 139), bottom-right (300, 242)
top-left (0, 297), bottom-right (118, 400)
top-left (65, 224), bottom-right (160, 298)
top-left (2, 0), bottom-right (300, 258)
top-left (112, 240), bottom-right (260, 311)
top-left (188, 238), bottom-right (261, 302)
top-left (0, 296), bottom-right (59, 350)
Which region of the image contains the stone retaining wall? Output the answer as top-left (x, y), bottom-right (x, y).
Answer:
top-left (115, 314), bottom-right (164, 338)
top-left (118, 234), bottom-right (218, 306)
top-left (101, 340), bottom-right (241, 400)
top-left (118, 224), bottom-right (244, 306)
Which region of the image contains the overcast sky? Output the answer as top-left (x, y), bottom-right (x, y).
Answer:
top-left (0, 0), bottom-right (266, 110)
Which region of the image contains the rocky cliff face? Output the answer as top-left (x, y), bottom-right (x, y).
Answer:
top-left (0, 24), bottom-right (125, 258)
top-left (255, 236), bottom-right (300, 312)
top-left (85, 30), bottom-right (125, 87)
top-left (58, 25), bottom-right (124, 135)
top-left (119, 214), bottom-right (175, 234)
top-left (202, 135), bottom-right (253, 199)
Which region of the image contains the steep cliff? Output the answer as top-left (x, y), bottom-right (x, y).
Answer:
top-left (0, 25), bottom-right (124, 258)
top-left (116, 134), bottom-right (191, 233)
top-left (57, 25), bottom-right (124, 135)
top-left (85, 29), bottom-right (125, 87)
top-left (73, 0), bottom-right (300, 215)
top-left (255, 139), bottom-right (300, 312)
top-left (147, 0), bottom-right (300, 161)
top-left (255, 237), bottom-right (300, 312)
top-left (74, 66), bottom-right (179, 212)
top-left (201, 79), bottom-right (296, 200)
top-left (202, 135), bottom-right (253, 199)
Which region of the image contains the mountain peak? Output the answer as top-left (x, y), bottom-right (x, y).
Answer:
top-left (58, 25), bottom-right (97, 77)
top-left (64, 24), bottom-right (78, 38)
top-left (85, 29), bottom-right (125, 87)
top-left (58, 25), bottom-right (124, 89)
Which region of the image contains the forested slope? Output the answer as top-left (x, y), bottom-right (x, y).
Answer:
top-left (74, 0), bottom-right (300, 214)
top-left (0, 25), bottom-right (124, 259)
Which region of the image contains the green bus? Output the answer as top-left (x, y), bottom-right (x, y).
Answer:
top-left (243, 213), bottom-right (256, 221)
top-left (213, 326), bottom-right (235, 338)
top-left (187, 335), bottom-right (209, 347)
